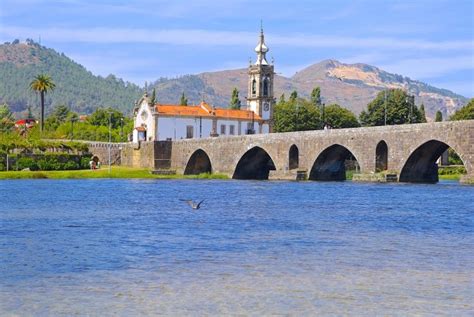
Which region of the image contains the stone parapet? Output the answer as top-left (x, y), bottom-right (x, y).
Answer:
top-left (87, 120), bottom-right (474, 183)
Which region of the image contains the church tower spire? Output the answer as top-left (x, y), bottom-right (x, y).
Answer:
top-left (255, 25), bottom-right (269, 65)
top-left (247, 25), bottom-right (275, 133)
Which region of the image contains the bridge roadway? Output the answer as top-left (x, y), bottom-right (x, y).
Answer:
top-left (118, 120), bottom-right (473, 183)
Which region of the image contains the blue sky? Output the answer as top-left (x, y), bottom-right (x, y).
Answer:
top-left (1, 0), bottom-right (473, 97)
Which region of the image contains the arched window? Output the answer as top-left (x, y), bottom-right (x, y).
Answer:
top-left (263, 78), bottom-right (269, 96)
top-left (252, 79), bottom-right (257, 95)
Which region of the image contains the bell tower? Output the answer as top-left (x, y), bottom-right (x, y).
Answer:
top-left (247, 26), bottom-right (275, 133)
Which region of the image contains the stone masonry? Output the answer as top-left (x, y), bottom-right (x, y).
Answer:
top-left (121, 120), bottom-right (474, 183)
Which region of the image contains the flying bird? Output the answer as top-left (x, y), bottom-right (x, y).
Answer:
top-left (180, 199), bottom-right (205, 210)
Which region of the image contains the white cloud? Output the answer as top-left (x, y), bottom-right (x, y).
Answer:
top-left (379, 55), bottom-right (474, 79)
top-left (339, 53), bottom-right (387, 65)
top-left (1, 26), bottom-right (472, 52)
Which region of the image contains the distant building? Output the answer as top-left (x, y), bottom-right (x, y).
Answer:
top-left (132, 28), bottom-right (275, 142)
top-left (15, 119), bottom-right (36, 129)
top-left (78, 115), bottom-right (88, 122)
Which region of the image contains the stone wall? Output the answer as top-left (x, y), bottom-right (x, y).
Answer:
top-left (115, 120), bottom-right (473, 183)
top-left (169, 120), bottom-right (474, 182)
top-left (121, 141), bottom-right (172, 169)
top-left (87, 142), bottom-right (125, 165)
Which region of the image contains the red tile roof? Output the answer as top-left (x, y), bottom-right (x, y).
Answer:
top-left (15, 119), bottom-right (36, 125)
top-left (154, 102), bottom-right (262, 121)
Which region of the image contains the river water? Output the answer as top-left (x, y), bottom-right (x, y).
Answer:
top-left (0, 179), bottom-right (472, 315)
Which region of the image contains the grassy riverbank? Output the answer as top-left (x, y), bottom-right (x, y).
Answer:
top-left (438, 174), bottom-right (463, 181)
top-left (438, 165), bottom-right (465, 181)
top-left (0, 166), bottom-right (229, 180)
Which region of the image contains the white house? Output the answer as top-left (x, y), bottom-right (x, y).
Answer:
top-left (132, 28), bottom-right (275, 143)
top-left (132, 99), bottom-right (263, 141)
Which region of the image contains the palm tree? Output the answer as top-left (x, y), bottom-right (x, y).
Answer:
top-left (30, 74), bottom-right (55, 132)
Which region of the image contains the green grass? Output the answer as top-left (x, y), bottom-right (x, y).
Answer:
top-left (438, 165), bottom-right (466, 181)
top-left (438, 174), bottom-right (462, 180)
top-left (345, 170), bottom-right (355, 180)
top-left (0, 166), bottom-right (229, 180)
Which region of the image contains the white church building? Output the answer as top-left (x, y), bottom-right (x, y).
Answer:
top-left (132, 28), bottom-right (275, 143)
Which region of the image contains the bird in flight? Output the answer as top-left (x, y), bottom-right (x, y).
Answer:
top-left (180, 199), bottom-right (205, 210)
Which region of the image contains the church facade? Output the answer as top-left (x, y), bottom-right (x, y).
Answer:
top-left (132, 29), bottom-right (275, 143)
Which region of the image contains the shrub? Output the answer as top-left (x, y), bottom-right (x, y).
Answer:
top-left (438, 165), bottom-right (466, 175)
top-left (64, 160), bottom-right (79, 170)
top-left (16, 157), bottom-right (39, 171)
top-left (81, 156), bottom-right (92, 169)
top-left (37, 158), bottom-right (61, 170)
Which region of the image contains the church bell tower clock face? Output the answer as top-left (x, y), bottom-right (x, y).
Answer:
top-left (264, 102), bottom-right (269, 111)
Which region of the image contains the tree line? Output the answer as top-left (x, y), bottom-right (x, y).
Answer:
top-left (1, 74), bottom-right (473, 144)
top-left (225, 86), bottom-right (473, 132)
top-left (1, 103), bottom-right (133, 143)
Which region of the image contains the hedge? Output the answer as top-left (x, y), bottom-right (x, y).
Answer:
top-left (0, 153), bottom-right (92, 171)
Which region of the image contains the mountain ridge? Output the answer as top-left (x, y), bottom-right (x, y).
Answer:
top-left (0, 40), bottom-right (468, 120)
top-left (150, 59), bottom-right (467, 120)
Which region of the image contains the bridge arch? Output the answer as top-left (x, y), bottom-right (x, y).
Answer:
top-left (375, 140), bottom-right (388, 172)
top-left (399, 140), bottom-right (465, 183)
top-left (289, 144), bottom-right (299, 170)
top-left (233, 146), bottom-right (276, 180)
top-left (309, 144), bottom-right (359, 181)
top-left (184, 149), bottom-right (212, 175)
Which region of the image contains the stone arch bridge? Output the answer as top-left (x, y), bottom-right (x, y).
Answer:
top-left (121, 120), bottom-right (474, 183)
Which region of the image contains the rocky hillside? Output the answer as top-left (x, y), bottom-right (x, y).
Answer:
top-left (0, 39), bottom-right (142, 117)
top-left (151, 59), bottom-right (468, 120)
top-left (0, 40), bottom-right (468, 120)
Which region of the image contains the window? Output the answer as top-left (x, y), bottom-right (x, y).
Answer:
top-left (220, 124), bottom-right (226, 135)
top-left (246, 122), bottom-right (254, 134)
top-left (186, 125), bottom-right (194, 139)
top-left (263, 78), bottom-right (268, 96)
top-left (138, 131), bottom-right (146, 141)
top-left (251, 79), bottom-right (257, 95)
top-left (229, 125), bottom-right (235, 135)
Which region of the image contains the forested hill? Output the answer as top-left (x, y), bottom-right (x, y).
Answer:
top-left (149, 60), bottom-right (468, 120)
top-left (0, 39), bottom-right (142, 117)
top-left (1, 40), bottom-right (468, 121)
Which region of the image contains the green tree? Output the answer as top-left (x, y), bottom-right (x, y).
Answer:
top-left (27, 106), bottom-right (35, 119)
top-left (45, 105), bottom-right (74, 131)
top-left (359, 89), bottom-right (423, 126)
top-left (52, 104), bottom-right (71, 123)
top-left (0, 103), bottom-right (15, 132)
top-left (435, 110), bottom-right (443, 122)
top-left (279, 94), bottom-right (286, 103)
top-left (273, 98), bottom-right (321, 132)
top-left (180, 92), bottom-right (188, 106)
top-left (229, 88), bottom-right (241, 110)
top-left (289, 90), bottom-right (298, 102)
top-left (324, 104), bottom-right (360, 128)
top-left (29, 74), bottom-right (56, 132)
top-left (88, 107), bottom-right (124, 129)
top-left (419, 103), bottom-right (427, 123)
top-left (450, 98), bottom-right (474, 121)
top-left (310, 86), bottom-right (321, 107)
top-left (150, 88), bottom-right (156, 105)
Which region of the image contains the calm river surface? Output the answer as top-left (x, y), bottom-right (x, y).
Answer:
top-left (0, 179), bottom-right (473, 315)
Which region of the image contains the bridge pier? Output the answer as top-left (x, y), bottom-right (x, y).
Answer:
top-left (116, 121), bottom-right (473, 184)
top-left (460, 173), bottom-right (474, 184)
